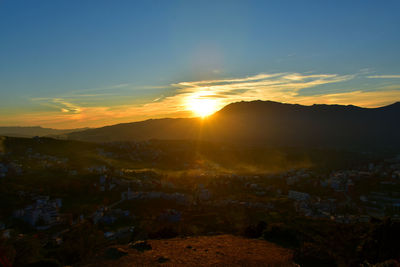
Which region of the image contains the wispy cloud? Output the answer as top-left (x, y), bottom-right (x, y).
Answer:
top-left (170, 72), bottom-right (355, 110)
top-left (31, 98), bottom-right (83, 114)
top-left (53, 98), bottom-right (82, 114)
top-left (367, 75), bottom-right (400, 79)
top-left (38, 83), bottom-right (167, 101)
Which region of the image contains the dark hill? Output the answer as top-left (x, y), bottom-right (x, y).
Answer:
top-left (0, 126), bottom-right (88, 138)
top-left (65, 101), bottom-right (400, 149)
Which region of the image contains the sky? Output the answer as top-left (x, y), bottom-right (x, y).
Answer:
top-left (0, 0), bottom-right (400, 128)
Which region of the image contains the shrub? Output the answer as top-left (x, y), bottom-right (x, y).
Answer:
top-left (56, 223), bottom-right (105, 265)
top-left (294, 242), bottom-right (337, 267)
top-left (12, 237), bottom-right (42, 267)
top-left (243, 221), bottom-right (267, 238)
top-left (262, 223), bottom-right (300, 248)
top-left (148, 227), bottom-right (178, 239)
top-left (26, 258), bottom-right (61, 267)
top-left (357, 218), bottom-right (400, 264)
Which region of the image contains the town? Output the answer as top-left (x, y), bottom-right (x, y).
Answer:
top-left (0, 136), bottom-right (399, 266)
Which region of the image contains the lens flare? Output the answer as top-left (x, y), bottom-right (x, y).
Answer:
top-left (186, 93), bottom-right (220, 117)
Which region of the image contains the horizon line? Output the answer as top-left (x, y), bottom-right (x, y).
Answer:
top-left (1, 99), bottom-right (399, 130)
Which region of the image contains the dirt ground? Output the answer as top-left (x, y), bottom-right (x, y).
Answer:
top-left (85, 234), bottom-right (296, 266)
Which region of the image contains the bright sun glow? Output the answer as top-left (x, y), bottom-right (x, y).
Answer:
top-left (186, 93), bottom-right (220, 118)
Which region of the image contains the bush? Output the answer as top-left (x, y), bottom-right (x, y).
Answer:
top-left (12, 237), bottom-right (42, 267)
top-left (294, 242), bottom-right (337, 267)
top-left (55, 223), bottom-right (105, 265)
top-left (243, 221), bottom-right (267, 238)
top-left (357, 218), bottom-right (400, 264)
top-left (373, 259), bottom-right (400, 267)
top-left (262, 223), bottom-right (300, 248)
top-left (148, 227), bottom-right (178, 239)
top-left (26, 258), bottom-right (61, 267)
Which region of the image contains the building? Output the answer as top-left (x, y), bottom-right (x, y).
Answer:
top-left (288, 190), bottom-right (310, 201)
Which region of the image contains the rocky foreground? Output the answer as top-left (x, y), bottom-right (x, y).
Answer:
top-left (84, 235), bottom-right (296, 266)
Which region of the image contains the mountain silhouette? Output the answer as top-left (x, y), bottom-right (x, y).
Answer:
top-left (65, 100), bottom-right (400, 149)
top-left (0, 126), bottom-right (88, 138)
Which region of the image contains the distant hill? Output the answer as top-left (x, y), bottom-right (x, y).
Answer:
top-left (0, 126), bottom-right (88, 138)
top-left (65, 100), bottom-right (400, 149)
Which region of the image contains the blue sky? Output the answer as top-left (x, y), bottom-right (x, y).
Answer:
top-left (1, 0), bottom-right (400, 128)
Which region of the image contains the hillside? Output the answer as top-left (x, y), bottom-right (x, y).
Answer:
top-left (67, 118), bottom-right (201, 143)
top-left (1, 136), bottom-right (400, 266)
top-left (65, 101), bottom-right (400, 149)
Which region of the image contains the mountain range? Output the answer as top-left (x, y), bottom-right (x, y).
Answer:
top-left (63, 100), bottom-right (400, 149)
top-left (1, 101), bottom-right (399, 149)
top-left (0, 126), bottom-right (88, 138)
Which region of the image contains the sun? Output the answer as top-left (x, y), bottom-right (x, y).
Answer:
top-left (186, 94), bottom-right (219, 118)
